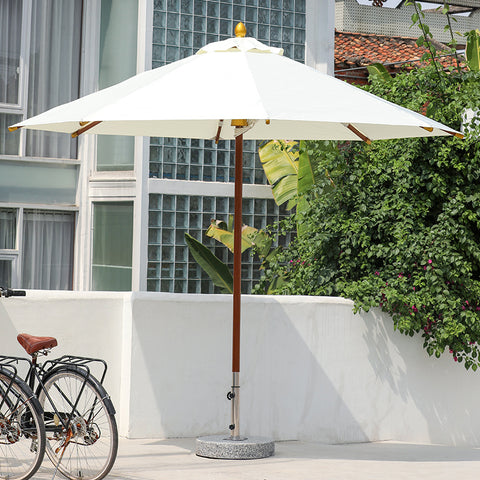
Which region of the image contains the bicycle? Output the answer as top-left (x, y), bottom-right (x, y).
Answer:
top-left (0, 287), bottom-right (118, 480)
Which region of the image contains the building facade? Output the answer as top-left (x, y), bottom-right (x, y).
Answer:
top-left (0, 0), bottom-right (334, 293)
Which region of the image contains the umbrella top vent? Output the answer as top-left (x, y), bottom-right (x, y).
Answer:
top-left (196, 23), bottom-right (283, 56)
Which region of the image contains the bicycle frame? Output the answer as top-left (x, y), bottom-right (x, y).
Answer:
top-left (0, 354), bottom-right (109, 435)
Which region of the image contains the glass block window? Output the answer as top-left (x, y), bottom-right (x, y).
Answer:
top-left (152, 0), bottom-right (305, 67)
top-left (150, 0), bottom-right (306, 184)
top-left (147, 193), bottom-right (292, 294)
top-left (150, 138), bottom-right (264, 184)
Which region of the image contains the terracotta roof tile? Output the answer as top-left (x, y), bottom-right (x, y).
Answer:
top-left (334, 30), bottom-right (463, 84)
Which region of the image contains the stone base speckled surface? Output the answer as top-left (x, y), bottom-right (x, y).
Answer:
top-left (195, 435), bottom-right (275, 459)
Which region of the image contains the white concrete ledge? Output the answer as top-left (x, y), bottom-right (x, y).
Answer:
top-left (1, 291), bottom-right (479, 446)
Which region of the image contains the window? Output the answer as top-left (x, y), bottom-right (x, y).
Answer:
top-left (0, 259), bottom-right (12, 286)
top-left (0, 207), bottom-right (75, 290)
top-left (0, 208), bottom-right (16, 249)
top-left (0, 0), bottom-right (23, 155)
top-left (0, 0), bottom-right (83, 159)
top-left (22, 210), bottom-right (75, 289)
top-left (0, 208), bottom-right (16, 287)
top-left (147, 194), bottom-right (291, 293)
top-left (92, 202), bottom-right (134, 291)
top-left (0, 1), bottom-right (82, 290)
top-left (0, 0), bottom-right (22, 106)
top-left (96, 0), bottom-right (138, 171)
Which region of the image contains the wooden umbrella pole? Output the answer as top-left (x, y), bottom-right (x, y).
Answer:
top-left (230, 131), bottom-right (243, 440)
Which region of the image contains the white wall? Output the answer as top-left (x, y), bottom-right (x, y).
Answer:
top-left (0, 291), bottom-right (125, 406)
top-left (1, 291), bottom-right (479, 446)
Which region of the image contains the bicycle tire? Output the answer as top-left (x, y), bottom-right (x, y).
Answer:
top-left (37, 366), bottom-right (118, 480)
top-left (0, 367), bottom-right (46, 480)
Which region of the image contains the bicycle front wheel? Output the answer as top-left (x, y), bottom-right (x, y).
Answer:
top-left (0, 368), bottom-right (46, 480)
top-left (37, 367), bottom-right (118, 480)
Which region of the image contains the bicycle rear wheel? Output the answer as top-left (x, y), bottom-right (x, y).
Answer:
top-left (37, 367), bottom-right (118, 480)
top-left (0, 368), bottom-right (46, 480)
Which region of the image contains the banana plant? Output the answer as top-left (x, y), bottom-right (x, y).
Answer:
top-left (185, 216), bottom-right (283, 294)
top-left (186, 141), bottom-right (317, 292)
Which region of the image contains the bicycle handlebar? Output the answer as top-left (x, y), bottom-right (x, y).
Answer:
top-left (0, 287), bottom-right (26, 297)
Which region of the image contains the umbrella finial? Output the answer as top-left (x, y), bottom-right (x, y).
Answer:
top-left (234, 22), bottom-right (247, 38)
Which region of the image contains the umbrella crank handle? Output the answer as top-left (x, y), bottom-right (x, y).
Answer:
top-left (227, 381), bottom-right (239, 401)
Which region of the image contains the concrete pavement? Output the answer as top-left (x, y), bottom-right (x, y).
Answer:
top-left (33, 437), bottom-right (480, 480)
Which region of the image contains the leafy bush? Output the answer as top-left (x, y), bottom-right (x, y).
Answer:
top-left (254, 64), bottom-right (480, 369)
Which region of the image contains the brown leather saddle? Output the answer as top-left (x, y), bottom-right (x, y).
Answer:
top-left (17, 333), bottom-right (58, 355)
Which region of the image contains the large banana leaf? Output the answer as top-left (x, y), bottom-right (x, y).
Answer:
top-left (466, 30), bottom-right (480, 72)
top-left (259, 140), bottom-right (298, 183)
top-left (184, 233), bottom-right (233, 293)
top-left (297, 140), bottom-right (316, 195)
top-left (206, 219), bottom-right (258, 253)
top-left (259, 140), bottom-right (316, 210)
top-left (272, 174), bottom-right (299, 208)
top-left (259, 140), bottom-right (299, 208)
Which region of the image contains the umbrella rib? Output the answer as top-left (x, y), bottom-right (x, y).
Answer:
top-left (421, 126), bottom-right (463, 139)
top-left (215, 120), bottom-right (224, 144)
top-left (71, 121), bottom-right (103, 138)
top-left (443, 129), bottom-right (464, 139)
top-left (346, 124), bottom-right (371, 144)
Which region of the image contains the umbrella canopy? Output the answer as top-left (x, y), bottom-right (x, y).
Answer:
top-left (10, 36), bottom-right (461, 141)
top-left (9, 25), bottom-right (462, 444)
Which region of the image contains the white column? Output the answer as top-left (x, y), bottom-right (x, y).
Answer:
top-left (305, 0), bottom-right (335, 76)
top-left (74, 0), bottom-right (102, 290)
top-left (132, 0), bottom-right (153, 291)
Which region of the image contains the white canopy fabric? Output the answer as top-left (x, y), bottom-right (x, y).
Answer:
top-left (10, 36), bottom-right (461, 141)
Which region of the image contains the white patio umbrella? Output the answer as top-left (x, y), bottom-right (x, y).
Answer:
top-left (9, 23), bottom-right (462, 451)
